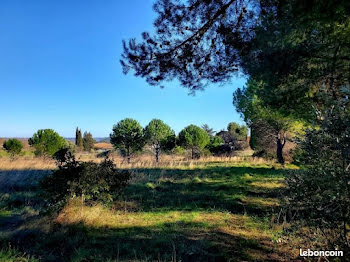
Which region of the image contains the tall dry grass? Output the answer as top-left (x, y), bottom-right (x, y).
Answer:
top-left (0, 153), bottom-right (275, 171)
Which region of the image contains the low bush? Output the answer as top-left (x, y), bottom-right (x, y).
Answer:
top-left (41, 148), bottom-right (131, 207)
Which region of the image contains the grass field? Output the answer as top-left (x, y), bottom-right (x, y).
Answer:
top-left (0, 156), bottom-right (302, 261)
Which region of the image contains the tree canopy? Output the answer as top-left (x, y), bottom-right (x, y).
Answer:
top-left (28, 129), bottom-right (67, 157)
top-left (144, 119), bottom-right (175, 162)
top-left (121, 0), bottom-right (350, 121)
top-left (110, 118), bottom-right (144, 163)
top-left (178, 125), bottom-right (210, 159)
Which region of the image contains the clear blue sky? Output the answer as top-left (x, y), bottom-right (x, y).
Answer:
top-left (0, 0), bottom-right (246, 138)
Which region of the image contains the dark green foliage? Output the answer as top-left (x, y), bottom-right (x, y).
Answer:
top-left (206, 136), bottom-right (224, 154)
top-left (121, 0), bottom-right (254, 93)
top-left (144, 119), bottom-right (175, 162)
top-left (2, 139), bottom-right (23, 157)
top-left (41, 148), bottom-right (131, 207)
top-left (83, 131), bottom-right (95, 152)
top-left (28, 129), bottom-right (66, 157)
top-left (178, 125), bottom-right (210, 159)
top-left (110, 118), bottom-right (145, 163)
top-left (227, 122), bottom-right (247, 141)
top-left (75, 127), bottom-right (83, 150)
top-left (122, 0), bottom-right (350, 123)
top-left (286, 92), bottom-right (350, 250)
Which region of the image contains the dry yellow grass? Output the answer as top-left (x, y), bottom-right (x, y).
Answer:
top-left (0, 153), bottom-right (280, 171)
top-left (0, 157), bottom-right (56, 171)
top-left (93, 142), bottom-right (114, 150)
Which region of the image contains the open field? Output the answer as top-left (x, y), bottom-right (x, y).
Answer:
top-left (0, 156), bottom-right (304, 261)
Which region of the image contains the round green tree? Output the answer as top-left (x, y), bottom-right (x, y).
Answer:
top-left (144, 119), bottom-right (175, 162)
top-left (3, 139), bottom-right (23, 158)
top-left (110, 118), bottom-right (144, 163)
top-left (178, 125), bottom-right (210, 159)
top-left (28, 129), bottom-right (67, 157)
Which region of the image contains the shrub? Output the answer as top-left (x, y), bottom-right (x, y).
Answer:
top-left (41, 148), bottom-right (131, 207)
top-left (28, 129), bottom-right (66, 157)
top-left (172, 146), bottom-right (186, 156)
top-left (286, 93), bottom-right (350, 251)
top-left (2, 139), bottom-right (23, 158)
top-left (207, 136), bottom-right (224, 154)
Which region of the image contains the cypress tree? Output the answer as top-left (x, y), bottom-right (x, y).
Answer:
top-left (75, 127), bottom-right (83, 149)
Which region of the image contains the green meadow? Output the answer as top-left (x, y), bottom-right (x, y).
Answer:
top-left (0, 161), bottom-right (301, 261)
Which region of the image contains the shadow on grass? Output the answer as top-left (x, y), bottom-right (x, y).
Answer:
top-left (0, 169), bottom-right (52, 193)
top-left (1, 219), bottom-right (283, 262)
top-left (0, 165), bottom-right (293, 261)
top-left (123, 166), bottom-right (288, 216)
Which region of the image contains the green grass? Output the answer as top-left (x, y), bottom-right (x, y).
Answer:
top-left (0, 162), bottom-right (298, 261)
top-left (0, 245), bottom-right (38, 262)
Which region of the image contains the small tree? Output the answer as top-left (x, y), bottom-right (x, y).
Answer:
top-left (178, 125), bottom-right (210, 159)
top-left (110, 118), bottom-right (144, 163)
top-left (227, 122), bottom-right (248, 141)
top-left (144, 119), bottom-right (175, 162)
top-left (28, 129), bottom-right (66, 157)
top-left (3, 139), bottom-right (23, 158)
top-left (83, 131), bottom-right (95, 152)
top-left (75, 127), bottom-right (83, 150)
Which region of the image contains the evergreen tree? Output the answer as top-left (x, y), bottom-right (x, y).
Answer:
top-left (144, 119), bottom-right (175, 162)
top-left (178, 125), bottom-right (210, 159)
top-left (28, 129), bottom-right (67, 157)
top-left (75, 127), bottom-right (83, 150)
top-left (110, 118), bottom-right (145, 163)
top-left (83, 132), bottom-right (95, 152)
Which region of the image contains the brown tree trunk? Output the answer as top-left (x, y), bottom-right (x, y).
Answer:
top-left (155, 144), bottom-right (160, 163)
top-left (276, 133), bottom-right (286, 164)
top-left (127, 147), bottom-right (130, 164)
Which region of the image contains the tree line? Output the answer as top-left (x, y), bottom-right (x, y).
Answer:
top-left (2, 120), bottom-right (250, 162)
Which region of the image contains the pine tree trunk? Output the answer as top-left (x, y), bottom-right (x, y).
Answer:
top-left (127, 147), bottom-right (130, 164)
top-left (155, 147), bottom-right (159, 163)
top-left (276, 133), bottom-right (285, 164)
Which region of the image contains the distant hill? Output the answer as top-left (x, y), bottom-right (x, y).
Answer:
top-left (0, 137), bottom-right (110, 149)
top-left (65, 137), bottom-right (110, 143)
